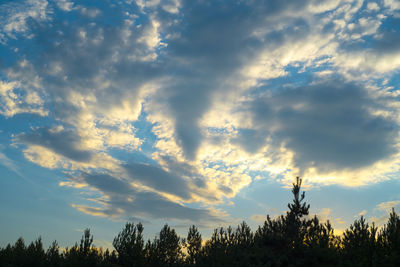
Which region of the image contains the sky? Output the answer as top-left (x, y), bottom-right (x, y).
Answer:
top-left (1, 0), bottom-right (400, 249)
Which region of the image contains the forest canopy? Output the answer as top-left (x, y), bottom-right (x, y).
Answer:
top-left (1, 177), bottom-right (400, 266)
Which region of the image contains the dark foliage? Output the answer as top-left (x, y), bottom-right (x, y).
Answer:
top-left (2, 177), bottom-right (400, 266)
top-left (113, 222), bottom-right (145, 267)
top-left (145, 224), bottom-right (183, 266)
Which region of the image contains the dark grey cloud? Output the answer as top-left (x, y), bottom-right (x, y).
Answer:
top-left (16, 127), bottom-right (92, 162)
top-left (124, 162), bottom-right (192, 200)
top-left (123, 155), bottom-right (210, 201)
top-left (151, 0), bottom-right (314, 160)
top-left (231, 128), bottom-right (268, 154)
top-left (80, 172), bottom-right (223, 223)
top-left (373, 29), bottom-right (400, 52)
top-left (83, 173), bottom-right (133, 196)
top-left (243, 78), bottom-right (398, 172)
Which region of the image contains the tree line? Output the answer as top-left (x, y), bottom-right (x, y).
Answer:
top-left (1, 177), bottom-right (400, 266)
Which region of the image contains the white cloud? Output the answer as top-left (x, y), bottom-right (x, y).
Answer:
top-left (0, 80), bottom-right (47, 117)
top-left (250, 214), bottom-right (268, 223)
top-left (79, 6), bottom-right (101, 18)
top-left (162, 0), bottom-right (181, 14)
top-left (307, 0), bottom-right (342, 13)
top-left (137, 17), bottom-right (164, 53)
top-left (0, 0), bottom-right (50, 41)
top-left (377, 200), bottom-right (400, 212)
top-left (358, 209), bottom-right (367, 216)
top-left (56, 0), bottom-right (74, 11)
top-left (367, 2), bottom-right (380, 11)
top-left (384, 0), bottom-right (400, 11)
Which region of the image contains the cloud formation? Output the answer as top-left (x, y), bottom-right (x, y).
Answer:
top-left (2, 0), bottom-right (400, 224)
top-left (16, 126), bottom-right (93, 162)
top-left (245, 78), bottom-right (398, 172)
top-left (67, 172), bottom-right (225, 224)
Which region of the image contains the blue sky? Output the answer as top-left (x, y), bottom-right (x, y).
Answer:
top-left (2, 0), bottom-right (400, 249)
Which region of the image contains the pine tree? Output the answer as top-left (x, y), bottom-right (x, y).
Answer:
top-left (79, 228), bottom-right (94, 256)
top-left (26, 237), bottom-right (46, 266)
top-left (341, 216), bottom-right (379, 266)
top-left (146, 224), bottom-right (182, 266)
top-left (379, 208), bottom-right (400, 265)
top-left (184, 225), bottom-right (202, 265)
top-left (46, 240), bottom-right (61, 267)
top-left (113, 222), bottom-right (145, 267)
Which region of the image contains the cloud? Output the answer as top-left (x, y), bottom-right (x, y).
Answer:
top-left (56, 0), bottom-right (74, 12)
top-left (146, 0), bottom-right (330, 161)
top-left (250, 214), bottom-right (268, 223)
top-left (16, 126), bottom-right (93, 162)
top-left (315, 208), bottom-right (331, 222)
top-left (368, 200), bottom-right (400, 227)
top-left (124, 162), bottom-right (194, 201)
top-left (67, 172), bottom-right (225, 224)
top-left (0, 80), bottom-right (47, 117)
top-left (367, 2), bottom-right (380, 12)
top-left (376, 200), bottom-right (400, 212)
top-left (0, 151), bottom-right (22, 176)
top-left (358, 210), bottom-right (367, 216)
top-left (327, 3), bottom-right (400, 75)
top-left (245, 78), bottom-right (398, 173)
top-left (2, 0), bottom-right (400, 224)
top-left (384, 0), bottom-right (400, 12)
top-left (0, 0), bottom-right (50, 42)
top-left (4, 2), bottom-right (159, 152)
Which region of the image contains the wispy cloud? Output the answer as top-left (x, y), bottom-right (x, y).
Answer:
top-left (0, 151), bottom-right (22, 176)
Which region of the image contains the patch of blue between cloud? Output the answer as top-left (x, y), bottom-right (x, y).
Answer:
top-left (132, 108), bottom-right (158, 154)
top-left (379, 16), bottom-right (400, 33)
top-left (386, 72), bottom-right (400, 96)
top-left (51, 0), bottom-right (142, 27)
top-left (106, 109), bottom-right (159, 166)
top-left (0, 42), bottom-right (20, 66)
top-left (337, 15), bottom-right (400, 54)
top-left (247, 59), bottom-right (333, 99)
top-left (0, 113), bottom-right (53, 135)
top-left (1, 0), bottom-right (148, 68)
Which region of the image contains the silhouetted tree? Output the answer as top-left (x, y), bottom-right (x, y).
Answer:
top-left (26, 237), bottom-right (46, 266)
top-left (113, 222), bottom-right (145, 267)
top-left (287, 176), bottom-right (310, 246)
top-left (12, 237), bottom-right (28, 266)
top-left (201, 226), bottom-right (236, 266)
top-left (254, 214), bottom-right (286, 265)
top-left (146, 224), bottom-right (182, 266)
top-left (63, 228), bottom-right (102, 267)
top-left (379, 208), bottom-right (400, 265)
top-left (0, 237), bottom-right (27, 266)
top-left (184, 225), bottom-right (202, 265)
top-left (303, 217), bottom-right (339, 266)
top-left (6, 176), bottom-right (400, 266)
top-left (46, 240), bottom-right (61, 267)
top-left (232, 222), bottom-right (255, 266)
top-left (80, 228), bottom-right (94, 256)
top-left (341, 216), bottom-right (380, 266)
